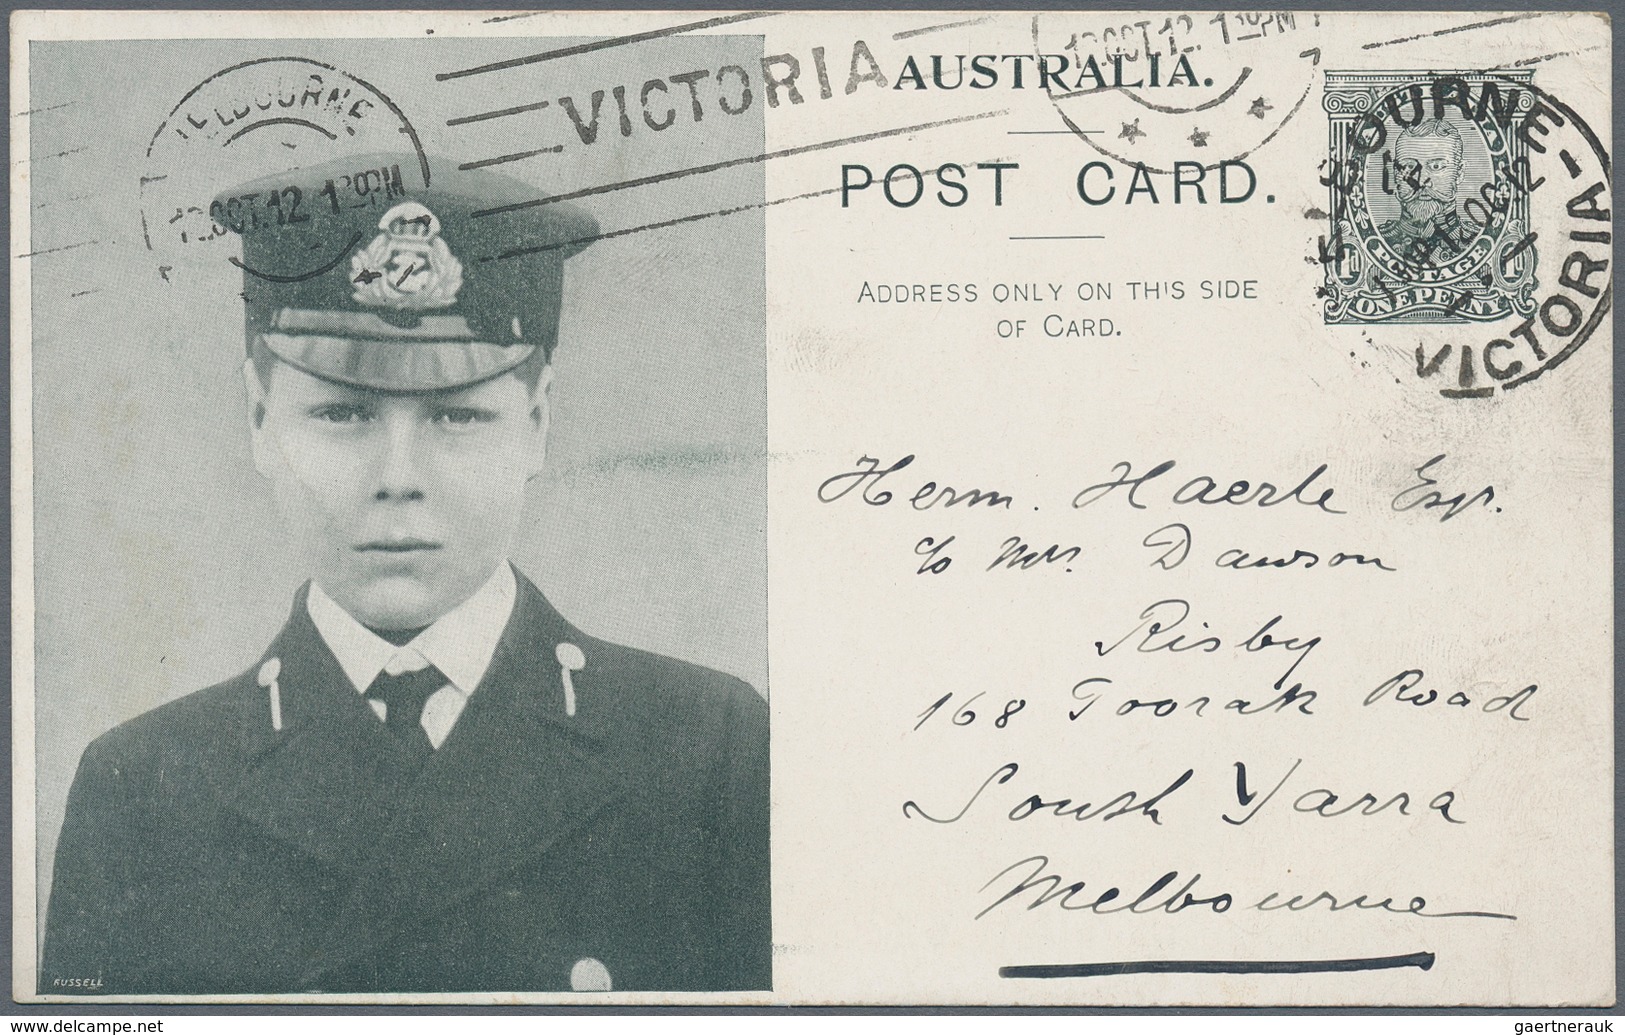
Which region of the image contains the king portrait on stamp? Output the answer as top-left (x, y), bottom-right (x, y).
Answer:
top-left (39, 153), bottom-right (771, 995)
top-left (1376, 118), bottom-right (1484, 262)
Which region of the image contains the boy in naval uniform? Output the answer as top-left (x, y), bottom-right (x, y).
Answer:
top-left (41, 155), bottom-right (771, 995)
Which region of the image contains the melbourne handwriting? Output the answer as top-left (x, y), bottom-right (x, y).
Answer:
top-left (976, 855), bottom-right (1516, 921)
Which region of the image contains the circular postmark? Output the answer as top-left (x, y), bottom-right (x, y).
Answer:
top-left (1319, 70), bottom-right (1610, 397)
top-left (1031, 11), bottom-right (1322, 174)
top-left (140, 56), bottom-right (430, 284)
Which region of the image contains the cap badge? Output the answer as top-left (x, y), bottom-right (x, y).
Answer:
top-left (350, 202), bottom-right (465, 310)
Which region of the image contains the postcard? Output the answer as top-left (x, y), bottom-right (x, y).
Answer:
top-left (10, 8), bottom-right (1613, 1006)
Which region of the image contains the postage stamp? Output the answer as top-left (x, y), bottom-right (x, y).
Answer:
top-left (1320, 69), bottom-right (1611, 396)
top-left (1322, 71), bottom-right (1537, 325)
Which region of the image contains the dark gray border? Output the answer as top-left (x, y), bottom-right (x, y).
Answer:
top-left (3, 0), bottom-right (1619, 1016)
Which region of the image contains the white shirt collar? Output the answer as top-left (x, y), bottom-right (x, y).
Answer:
top-left (306, 564), bottom-right (518, 698)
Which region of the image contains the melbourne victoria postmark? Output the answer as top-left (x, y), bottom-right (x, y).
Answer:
top-left (140, 56), bottom-right (430, 285)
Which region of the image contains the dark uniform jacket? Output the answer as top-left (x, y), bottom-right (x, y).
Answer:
top-left (41, 571), bottom-right (770, 995)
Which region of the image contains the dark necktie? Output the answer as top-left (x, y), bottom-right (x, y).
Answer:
top-left (364, 664), bottom-right (446, 759)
